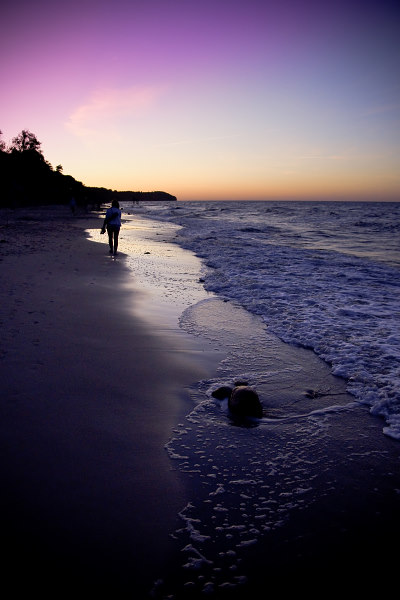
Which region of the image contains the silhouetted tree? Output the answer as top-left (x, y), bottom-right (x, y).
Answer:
top-left (10, 129), bottom-right (43, 154)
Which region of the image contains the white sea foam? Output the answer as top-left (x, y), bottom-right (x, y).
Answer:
top-left (133, 200), bottom-right (400, 440)
top-left (127, 200), bottom-right (400, 598)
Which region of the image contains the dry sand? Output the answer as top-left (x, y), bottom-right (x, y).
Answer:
top-left (0, 205), bottom-right (220, 596)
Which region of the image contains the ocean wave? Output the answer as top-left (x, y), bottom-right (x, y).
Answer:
top-left (134, 200), bottom-right (400, 439)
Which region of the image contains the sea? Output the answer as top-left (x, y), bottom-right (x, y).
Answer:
top-left (120, 200), bottom-right (400, 597)
top-left (135, 200), bottom-right (400, 437)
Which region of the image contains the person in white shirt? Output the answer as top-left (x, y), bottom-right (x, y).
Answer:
top-left (101, 199), bottom-right (122, 255)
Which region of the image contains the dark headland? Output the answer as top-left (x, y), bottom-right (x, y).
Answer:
top-left (0, 129), bottom-right (177, 210)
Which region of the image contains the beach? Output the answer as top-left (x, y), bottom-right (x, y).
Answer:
top-left (1, 204), bottom-right (400, 599)
top-left (0, 205), bottom-right (221, 596)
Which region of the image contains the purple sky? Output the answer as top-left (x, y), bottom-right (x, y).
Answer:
top-left (1, 0), bottom-right (399, 200)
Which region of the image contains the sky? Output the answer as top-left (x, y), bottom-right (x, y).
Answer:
top-left (1, 0), bottom-right (399, 201)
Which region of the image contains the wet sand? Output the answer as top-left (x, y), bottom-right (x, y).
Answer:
top-left (117, 210), bottom-right (400, 599)
top-left (149, 295), bottom-right (400, 599)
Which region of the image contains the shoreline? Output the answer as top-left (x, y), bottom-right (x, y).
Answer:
top-left (0, 205), bottom-right (222, 595)
top-left (121, 209), bottom-right (400, 598)
top-left (2, 205), bottom-right (400, 598)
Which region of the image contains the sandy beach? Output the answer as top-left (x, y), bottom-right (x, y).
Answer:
top-left (1, 204), bottom-right (400, 599)
top-left (0, 205), bottom-right (221, 596)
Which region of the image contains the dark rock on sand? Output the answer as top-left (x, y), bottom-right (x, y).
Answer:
top-left (212, 384), bottom-right (263, 419)
top-left (229, 386), bottom-right (263, 419)
top-left (211, 386), bottom-right (234, 400)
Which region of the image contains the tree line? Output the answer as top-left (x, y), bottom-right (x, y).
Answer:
top-left (0, 129), bottom-right (176, 209)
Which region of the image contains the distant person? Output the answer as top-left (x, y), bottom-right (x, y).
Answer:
top-left (101, 199), bottom-right (122, 256)
top-left (70, 196), bottom-right (76, 215)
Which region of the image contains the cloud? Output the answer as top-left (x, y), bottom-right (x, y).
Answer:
top-left (66, 85), bottom-right (164, 140)
top-left (297, 154), bottom-right (347, 160)
top-left (294, 145), bottom-right (359, 161)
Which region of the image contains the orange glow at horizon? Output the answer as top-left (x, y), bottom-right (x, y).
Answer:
top-left (1, 1), bottom-right (399, 203)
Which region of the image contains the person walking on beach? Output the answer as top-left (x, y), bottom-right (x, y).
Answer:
top-left (101, 199), bottom-right (122, 255)
top-left (69, 196), bottom-right (76, 215)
